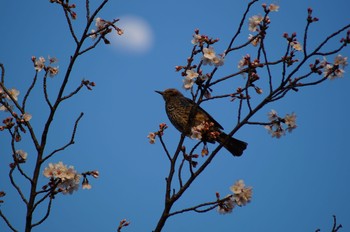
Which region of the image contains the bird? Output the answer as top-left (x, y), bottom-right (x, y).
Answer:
top-left (155, 88), bottom-right (247, 156)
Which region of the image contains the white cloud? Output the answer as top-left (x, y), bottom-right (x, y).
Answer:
top-left (111, 15), bottom-right (154, 54)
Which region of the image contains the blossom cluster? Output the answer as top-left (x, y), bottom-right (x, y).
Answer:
top-left (217, 180), bottom-right (253, 214)
top-left (247, 4), bottom-right (279, 46)
top-left (0, 86), bottom-right (32, 131)
top-left (322, 55), bottom-right (348, 79)
top-left (191, 30), bottom-right (222, 62)
top-left (183, 42), bottom-right (224, 90)
top-left (43, 162), bottom-right (98, 195)
top-left (90, 17), bottom-right (123, 43)
top-left (0, 86), bottom-right (20, 103)
top-left (13, 149), bottom-right (28, 164)
top-left (282, 32), bottom-right (303, 53)
top-left (248, 3), bottom-right (278, 32)
top-left (201, 47), bottom-right (225, 67)
top-left (190, 121), bottom-right (220, 141)
top-left (237, 54), bottom-right (263, 88)
top-left (49, 0), bottom-right (77, 20)
top-left (264, 110), bottom-right (297, 138)
top-left (147, 123), bottom-right (168, 144)
top-left (176, 30), bottom-right (226, 91)
top-left (183, 69), bottom-right (199, 90)
top-left (81, 170), bottom-right (99, 190)
top-left (43, 162), bottom-right (81, 195)
top-left (31, 56), bottom-right (59, 77)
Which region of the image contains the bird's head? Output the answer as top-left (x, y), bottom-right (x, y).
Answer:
top-left (155, 88), bottom-right (183, 102)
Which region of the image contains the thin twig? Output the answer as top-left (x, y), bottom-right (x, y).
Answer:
top-left (261, 40), bottom-right (273, 93)
top-left (169, 194), bottom-right (232, 217)
top-left (41, 112), bottom-right (84, 163)
top-left (17, 164), bottom-right (33, 184)
top-left (22, 71), bottom-right (38, 111)
top-left (32, 191), bottom-right (52, 213)
top-left (169, 202), bottom-right (218, 216)
top-left (43, 74), bottom-right (53, 110)
top-left (187, 141), bottom-right (202, 175)
top-left (85, 0), bottom-right (91, 21)
top-left (208, 70), bottom-right (245, 87)
top-left (78, 36), bottom-right (104, 55)
top-left (225, 0), bottom-right (259, 54)
top-left (60, 80), bottom-right (85, 101)
top-left (245, 79), bottom-right (253, 113)
top-left (303, 18), bottom-right (311, 57)
top-left (332, 215), bottom-right (343, 232)
top-left (62, 5), bottom-right (79, 44)
top-left (314, 43), bottom-right (346, 56)
top-left (201, 93), bottom-right (232, 102)
top-left (246, 121), bottom-right (270, 125)
top-left (311, 24), bottom-right (350, 56)
top-left (31, 198), bottom-right (53, 228)
top-left (178, 157), bottom-right (185, 188)
top-left (0, 210), bottom-right (18, 232)
top-left (158, 134), bottom-right (172, 162)
top-left (0, 63), bottom-right (5, 84)
top-left (9, 168), bottom-right (28, 205)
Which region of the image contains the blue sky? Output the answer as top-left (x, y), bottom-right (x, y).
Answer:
top-left (1, 0), bottom-right (349, 231)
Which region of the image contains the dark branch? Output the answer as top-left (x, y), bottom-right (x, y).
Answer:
top-left (41, 112), bottom-right (84, 163)
top-left (31, 198), bottom-right (53, 228)
top-left (0, 63), bottom-right (5, 84)
top-left (0, 210), bottom-right (18, 232)
top-left (22, 71), bottom-right (39, 111)
top-left (158, 134), bottom-right (172, 162)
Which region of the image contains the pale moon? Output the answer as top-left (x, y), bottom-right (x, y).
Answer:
top-left (111, 15), bottom-right (154, 54)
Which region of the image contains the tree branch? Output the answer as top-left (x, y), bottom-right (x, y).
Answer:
top-left (41, 112), bottom-right (84, 163)
top-left (31, 198), bottom-right (53, 228)
top-left (0, 209), bottom-right (17, 232)
top-left (22, 71), bottom-right (38, 111)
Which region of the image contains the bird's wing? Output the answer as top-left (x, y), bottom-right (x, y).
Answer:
top-left (184, 97), bottom-right (224, 130)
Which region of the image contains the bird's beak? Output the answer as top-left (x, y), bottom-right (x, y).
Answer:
top-left (155, 90), bottom-right (163, 96)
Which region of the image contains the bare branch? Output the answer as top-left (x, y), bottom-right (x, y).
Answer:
top-left (169, 201), bottom-right (218, 217)
top-left (60, 80), bottom-right (85, 101)
top-left (0, 209), bottom-right (18, 232)
top-left (225, 0), bottom-right (259, 54)
top-left (302, 19), bottom-right (311, 57)
top-left (16, 164), bottom-right (33, 184)
top-left (41, 112), bottom-right (84, 163)
top-left (0, 63), bottom-right (5, 84)
top-left (9, 168), bottom-right (28, 205)
top-left (178, 157), bottom-right (185, 188)
top-left (77, 35), bottom-right (104, 55)
top-left (32, 190), bottom-right (52, 213)
top-left (314, 43), bottom-right (347, 56)
top-left (246, 121), bottom-right (270, 126)
top-left (208, 70), bottom-right (245, 87)
top-left (260, 40), bottom-right (273, 93)
top-left (62, 5), bottom-right (79, 45)
top-left (158, 134), bottom-right (172, 162)
top-left (311, 23), bottom-right (350, 56)
top-left (31, 198), bottom-right (53, 228)
top-left (85, 0), bottom-right (91, 21)
top-left (201, 93), bottom-right (232, 102)
top-left (169, 194), bottom-right (234, 217)
top-left (43, 74), bottom-right (53, 110)
top-left (22, 71), bottom-right (39, 111)
top-left (332, 215), bottom-right (343, 232)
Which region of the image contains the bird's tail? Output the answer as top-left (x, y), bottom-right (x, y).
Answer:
top-left (217, 132), bottom-right (247, 157)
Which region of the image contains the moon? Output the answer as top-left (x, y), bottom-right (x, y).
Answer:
top-left (111, 15), bottom-right (154, 54)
